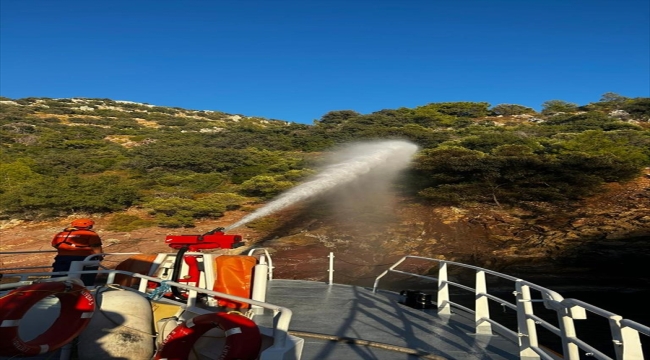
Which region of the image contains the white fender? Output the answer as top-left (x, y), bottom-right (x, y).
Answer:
top-left (78, 289), bottom-right (155, 360)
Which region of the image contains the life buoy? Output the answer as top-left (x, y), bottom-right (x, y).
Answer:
top-left (154, 312), bottom-right (262, 360)
top-left (0, 280), bottom-right (96, 357)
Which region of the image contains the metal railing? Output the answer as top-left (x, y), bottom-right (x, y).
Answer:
top-left (247, 248), bottom-right (275, 280)
top-left (4, 250), bottom-right (648, 360)
top-left (0, 249), bottom-right (56, 271)
top-left (372, 255), bottom-right (649, 360)
top-left (0, 251), bottom-right (296, 358)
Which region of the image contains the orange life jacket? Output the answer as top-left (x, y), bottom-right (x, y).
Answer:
top-left (52, 227), bottom-right (102, 256)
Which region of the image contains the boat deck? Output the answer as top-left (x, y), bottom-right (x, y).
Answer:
top-left (256, 279), bottom-right (519, 360)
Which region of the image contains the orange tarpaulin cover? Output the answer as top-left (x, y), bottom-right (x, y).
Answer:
top-left (114, 254), bottom-right (157, 287)
top-left (212, 255), bottom-right (257, 309)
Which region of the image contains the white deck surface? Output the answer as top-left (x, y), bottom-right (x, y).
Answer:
top-left (255, 279), bottom-right (520, 360)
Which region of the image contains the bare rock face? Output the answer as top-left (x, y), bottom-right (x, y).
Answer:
top-left (609, 109), bottom-right (630, 119)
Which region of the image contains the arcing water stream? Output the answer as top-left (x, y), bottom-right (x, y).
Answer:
top-left (224, 140), bottom-right (419, 231)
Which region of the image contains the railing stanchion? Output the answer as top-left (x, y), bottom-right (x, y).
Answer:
top-left (515, 283), bottom-right (541, 360)
top-left (609, 315), bottom-right (625, 360)
top-left (437, 262), bottom-right (451, 315)
top-left (475, 270), bottom-right (492, 334)
top-left (620, 320), bottom-right (645, 359)
top-left (328, 252), bottom-right (334, 285)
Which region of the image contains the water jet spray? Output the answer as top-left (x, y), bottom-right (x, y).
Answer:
top-left (224, 140), bottom-right (419, 232)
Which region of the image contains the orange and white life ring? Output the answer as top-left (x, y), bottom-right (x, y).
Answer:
top-left (0, 280), bottom-right (95, 357)
top-left (154, 312), bottom-right (262, 360)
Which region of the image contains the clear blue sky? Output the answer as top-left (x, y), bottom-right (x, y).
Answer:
top-left (1, 0), bottom-right (648, 124)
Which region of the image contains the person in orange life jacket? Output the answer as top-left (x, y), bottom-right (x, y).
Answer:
top-left (51, 218), bottom-right (103, 286)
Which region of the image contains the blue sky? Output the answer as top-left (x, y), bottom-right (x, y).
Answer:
top-left (1, 0), bottom-right (648, 124)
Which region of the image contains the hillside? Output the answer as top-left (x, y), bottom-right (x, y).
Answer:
top-left (1, 95), bottom-right (650, 287)
top-left (2, 172), bottom-right (649, 284)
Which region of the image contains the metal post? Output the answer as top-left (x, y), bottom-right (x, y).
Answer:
top-left (608, 315), bottom-right (625, 360)
top-left (475, 270), bottom-right (492, 334)
top-left (556, 304), bottom-right (583, 360)
top-left (515, 282), bottom-right (541, 360)
top-left (68, 261), bottom-right (85, 281)
top-left (437, 262), bottom-right (451, 315)
top-left (619, 321), bottom-right (644, 359)
top-left (60, 342), bottom-right (73, 360)
top-left (328, 252), bottom-right (334, 285)
top-left (252, 256), bottom-right (269, 314)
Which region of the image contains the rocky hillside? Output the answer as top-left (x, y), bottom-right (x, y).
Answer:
top-left (262, 173), bottom-right (650, 283)
top-left (2, 173), bottom-right (649, 286)
top-left (1, 95), bottom-right (649, 291)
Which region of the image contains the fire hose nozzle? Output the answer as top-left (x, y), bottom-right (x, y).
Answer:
top-left (165, 230), bottom-right (243, 251)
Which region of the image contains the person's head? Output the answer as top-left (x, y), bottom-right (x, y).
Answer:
top-left (71, 218), bottom-right (95, 229)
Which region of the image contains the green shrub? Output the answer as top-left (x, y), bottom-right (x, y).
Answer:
top-left (156, 213), bottom-right (196, 228)
top-left (106, 214), bottom-right (155, 231)
top-left (144, 193), bottom-right (243, 228)
top-left (238, 175), bottom-right (294, 198)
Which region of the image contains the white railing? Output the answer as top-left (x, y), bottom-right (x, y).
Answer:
top-left (0, 251), bottom-right (142, 282)
top-left (0, 252), bottom-right (296, 357)
top-left (0, 249), bottom-right (56, 271)
top-left (104, 269), bottom-right (295, 352)
top-left (247, 248), bottom-right (275, 280)
top-left (0, 250), bottom-right (57, 254)
top-left (4, 250), bottom-right (647, 360)
top-left (372, 255), bottom-right (648, 360)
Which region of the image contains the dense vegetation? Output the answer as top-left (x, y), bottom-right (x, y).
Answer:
top-left (1, 94), bottom-right (648, 227)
